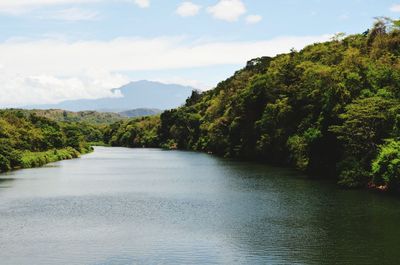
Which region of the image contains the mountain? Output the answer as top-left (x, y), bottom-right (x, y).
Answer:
top-left (119, 108), bottom-right (162, 118)
top-left (27, 80), bottom-right (194, 112)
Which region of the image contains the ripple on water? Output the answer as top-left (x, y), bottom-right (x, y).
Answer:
top-left (0, 147), bottom-right (400, 265)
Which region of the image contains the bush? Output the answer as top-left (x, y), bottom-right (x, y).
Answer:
top-left (372, 139), bottom-right (400, 189)
top-left (20, 148), bottom-right (81, 169)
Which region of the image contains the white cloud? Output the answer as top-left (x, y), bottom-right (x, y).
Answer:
top-left (40, 8), bottom-right (99, 21)
top-left (390, 4), bottom-right (400, 12)
top-left (207, 0), bottom-right (246, 22)
top-left (0, 0), bottom-right (150, 14)
top-left (0, 35), bottom-right (333, 74)
top-left (0, 34), bottom-right (332, 106)
top-left (176, 2), bottom-right (201, 17)
top-left (246, 14), bottom-right (262, 24)
top-left (0, 69), bottom-right (128, 107)
top-left (0, 0), bottom-right (99, 14)
top-left (134, 0), bottom-right (150, 8)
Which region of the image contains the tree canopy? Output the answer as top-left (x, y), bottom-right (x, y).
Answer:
top-left (0, 110), bottom-right (95, 172)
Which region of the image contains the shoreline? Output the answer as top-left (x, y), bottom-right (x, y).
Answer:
top-left (0, 147), bottom-right (93, 174)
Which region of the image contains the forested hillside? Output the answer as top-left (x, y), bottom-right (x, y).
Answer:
top-left (0, 110), bottom-right (101, 172)
top-left (103, 116), bottom-right (160, 148)
top-left (20, 108), bottom-right (161, 123)
top-left (20, 109), bottom-right (125, 125)
top-left (106, 19), bottom-right (400, 191)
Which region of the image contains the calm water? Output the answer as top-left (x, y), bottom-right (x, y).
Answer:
top-left (0, 147), bottom-right (400, 265)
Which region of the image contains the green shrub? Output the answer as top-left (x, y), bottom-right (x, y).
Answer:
top-left (20, 148), bottom-right (81, 169)
top-left (372, 139), bottom-right (400, 189)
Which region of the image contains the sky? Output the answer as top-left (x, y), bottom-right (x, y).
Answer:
top-left (0, 0), bottom-right (399, 107)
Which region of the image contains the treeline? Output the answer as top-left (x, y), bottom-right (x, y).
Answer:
top-left (103, 116), bottom-right (160, 148)
top-left (0, 110), bottom-right (103, 172)
top-left (105, 18), bottom-right (400, 191)
top-left (17, 109), bottom-right (125, 125)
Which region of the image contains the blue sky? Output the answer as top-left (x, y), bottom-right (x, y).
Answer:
top-left (0, 0), bottom-right (399, 107)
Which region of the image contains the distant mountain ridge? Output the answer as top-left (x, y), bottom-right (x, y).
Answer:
top-left (26, 80), bottom-right (194, 112)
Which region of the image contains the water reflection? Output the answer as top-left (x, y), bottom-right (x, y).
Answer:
top-left (0, 178), bottom-right (14, 190)
top-left (0, 147), bottom-right (399, 265)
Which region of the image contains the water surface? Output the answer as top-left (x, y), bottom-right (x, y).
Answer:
top-left (0, 147), bottom-right (399, 264)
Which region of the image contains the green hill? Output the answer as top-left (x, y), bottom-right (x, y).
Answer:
top-left (106, 19), bottom-right (400, 191)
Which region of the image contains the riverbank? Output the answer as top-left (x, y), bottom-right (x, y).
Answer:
top-left (1, 146), bottom-right (93, 173)
top-left (0, 110), bottom-right (101, 174)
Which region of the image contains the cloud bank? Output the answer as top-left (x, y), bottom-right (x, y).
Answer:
top-left (0, 0), bottom-right (149, 14)
top-left (0, 34), bottom-right (332, 107)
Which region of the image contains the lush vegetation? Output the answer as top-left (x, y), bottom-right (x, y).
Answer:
top-left (372, 140), bottom-right (400, 189)
top-left (17, 109), bottom-right (126, 125)
top-left (20, 148), bottom-right (82, 169)
top-left (0, 110), bottom-right (94, 172)
top-left (3, 19), bottom-right (400, 192)
top-left (103, 116), bottom-right (160, 148)
top-left (105, 19), bottom-right (400, 191)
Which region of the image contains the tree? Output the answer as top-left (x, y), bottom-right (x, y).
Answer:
top-left (186, 90), bottom-right (202, 106)
top-left (62, 124), bottom-right (84, 152)
top-left (330, 97), bottom-right (398, 186)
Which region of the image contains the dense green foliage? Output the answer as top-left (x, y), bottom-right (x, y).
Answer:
top-left (20, 148), bottom-right (82, 169)
top-left (0, 110), bottom-right (93, 172)
top-left (106, 19), bottom-right (400, 190)
top-left (372, 140), bottom-right (400, 189)
top-left (18, 109), bottom-right (126, 125)
top-left (103, 116), bottom-right (160, 148)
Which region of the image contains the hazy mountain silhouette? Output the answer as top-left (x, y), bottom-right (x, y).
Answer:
top-left (27, 80), bottom-right (193, 112)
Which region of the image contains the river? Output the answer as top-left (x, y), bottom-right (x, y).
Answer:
top-left (0, 147), bottom-right (399, 264)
